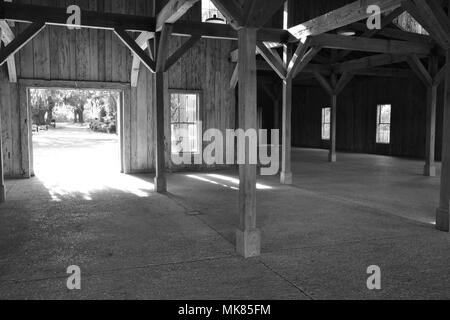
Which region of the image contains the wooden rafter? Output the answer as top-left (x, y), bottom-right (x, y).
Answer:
top-left (256, 41), bottom-right (286, 79)
top-left (407, 54), bottom-right (433, 85)
top-left (156, 0), bottom-right (200, 31)
top-left (403, 0), bottom-right (450, 48)
top-left (333, 53), bottom-right (413, 73)
top-left (210, 0), bottom-right (244, 29)
top-left (0, 20), bottom-right (17, 82)
top-left (291, 47), bottom-right (321, 79)
top-left (309, 33), bottom-right (432, 55)
top-left (131, 32), bottom-right (154, 87)
top-left (288, 0), bottom-right (403, 41)
top-left (230, 63), bottom-right (239, 89)
top-left (114, 27), bottom-right (156, 73)
top-left (336, 6), bottom-right (406, 62)
top-left (156, 24), bottom-right (173, 73)
top-left (406, 54), bottom-right (446, 86)
top-left (165, 35), bottom-right (201, 71)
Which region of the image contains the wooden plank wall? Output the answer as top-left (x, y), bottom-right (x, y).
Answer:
top-left (287, 76), bottom-right (442, 160)
top-left (0, 0), bottom-right (237, 177)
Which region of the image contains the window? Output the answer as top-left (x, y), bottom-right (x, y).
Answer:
top-left (202, 0), bottom-right (226, 23)
top-left (376, 104), bottom-right (391, 144)
top-left (170, 92), bottom-right (201, 154)
top-left (321, 107), bottom-right (331, 141)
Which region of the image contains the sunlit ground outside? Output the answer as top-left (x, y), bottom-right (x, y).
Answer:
top-left (33, 122), bottom-right (154, 201)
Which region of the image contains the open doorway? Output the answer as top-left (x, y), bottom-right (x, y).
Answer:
top-left (28, 86), bottom-right (124, 201)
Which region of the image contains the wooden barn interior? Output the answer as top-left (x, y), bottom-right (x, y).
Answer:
top-left (1, 0), bottom-right (450, 299)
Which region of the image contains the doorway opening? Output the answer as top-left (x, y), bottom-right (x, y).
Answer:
top-left (28, 86), bottom-right (124, 201)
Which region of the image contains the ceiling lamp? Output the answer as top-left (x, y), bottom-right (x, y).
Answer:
top-left (205, 14), bottom-right (226, 24)
top-left (337, 29), bottom-right (356, 36)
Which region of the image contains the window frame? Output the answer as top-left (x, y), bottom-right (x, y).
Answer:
top-left (321, 107), bottom-right (331, 141)
top-left (169, 89), bottom-right (202, 155)
top-left (376, 104), bottom-right (392, 145)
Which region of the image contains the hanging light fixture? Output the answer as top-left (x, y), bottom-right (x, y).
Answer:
top-left (206, 14), bottom-right (226, 24)
top-left (337, 29), bottom-right (356, 36)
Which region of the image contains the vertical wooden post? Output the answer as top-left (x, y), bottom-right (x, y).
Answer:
top-left (0, 109), bottom-right (5, 203)
top-left (424, 56), bottom-right (438, 177)
top-left (436, 50), bottom-right (450, 232)
top-left (154, 32), bottom-right (167, 193)
top-left (329, 93), bottom-right (337, 163)
top-left (281, 73), bottom-right (293, 184)
top-left (281, 1), bottom-right (292, 184)
top-left (236, 27), bottom-right (260, 258)
top-left (329, 74), bottom-right (338, 162)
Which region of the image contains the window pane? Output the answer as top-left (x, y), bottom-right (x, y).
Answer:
top-left (380, 105), bottom-right (391, 124)
top-left (322, 124), bottom-right (330, 141)
top-left (322, 107), bottom-right (331, 140)
top-left (377, 124), bottom-right (390, 144)
top-left (171, 93), bottom-right (197, 123)
top-left (170, 92), bottom-right (200, 154)
top-left (376, 105), bottom-right (391, 144)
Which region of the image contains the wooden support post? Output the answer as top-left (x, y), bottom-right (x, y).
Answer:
top-left (236, 27), bottom-right (260, 258)
top-left (425, 56), bottom-right (438, 177)
top-left (0, 110), bottom-right (5, 203)
top-left (280, 45), bottom-right (293, 184)
top-left (329, 92), bottom-right (337, 163)
top-left (154, 32), bottom-right (167, 193)
top-left (437, 50), bottom-right (450, 232)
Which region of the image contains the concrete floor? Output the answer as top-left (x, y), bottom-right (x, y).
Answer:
top-left (0, 126), bottom-right (449, 299)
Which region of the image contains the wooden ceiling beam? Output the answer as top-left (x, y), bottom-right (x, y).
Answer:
top-left (0, 2), bottom-right (155, 32)
top-left (210, 0), bottom-right (244, 29)
top-left (349, 22), bottom-right (433, 44)
top-left (406, 54), bottom-right (433, 85)
top-left (336, 6), bottom-right (406, 61)
top-left (0, 20), bottom-right (17, 82)
top-left (256, 41), bottom-right (286, 79)
top-left (403, 0), bottom-right (450, 48)
top-left (334, 53), bottom-right (412, 73)
top-left (0, 21), bottom-right (45, 66)
top-left (291, 47), bottom-right (322, 79)
top-left (114, 27), bottom-right (156, 73)
top-left (156, 24), bottom-right (173, 72)
top-left (288, 0), bottom-right (404, 41)
top-left (309, 33), bottom-right (432, 55)
top-left (156, 0), bottom-right (199, 31)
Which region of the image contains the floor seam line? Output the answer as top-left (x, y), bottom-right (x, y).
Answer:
top-left (258, 260), bottom-right (315, 300)
top-left (0, 254), bottom-right (237, 285)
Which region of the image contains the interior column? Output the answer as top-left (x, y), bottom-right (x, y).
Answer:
top-left (281, 45), bottom-right (293, 184)
top-left (154, 32), bottom-right (167, 193)
top-left (236, 27), bottom-right (260, 258)
top-left (437, 50), bottom-right (450, 232)
top-left (424, 56), bottom-right (438, 177)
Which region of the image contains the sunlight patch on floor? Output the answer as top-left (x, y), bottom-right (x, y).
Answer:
top-left (186, 174), bottom-right (273, 191)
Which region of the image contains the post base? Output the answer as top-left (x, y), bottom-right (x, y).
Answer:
top-left (154, 176), bottom-right (167, 193)
top-left (329, 153), bottom-right (337, 162)
top-left (424, 165), bottom-right (436, 177)
top-left (436, 208), bottom-right (449, 232)
top-left (0, 185), bottom-right (5, 203)
top-left (236, 229), bottom-right (261, 258)
top-left (280, 172), bottom-right (293, 185)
